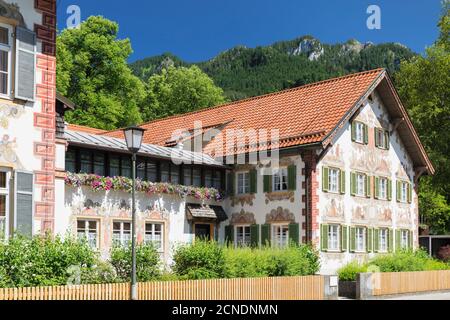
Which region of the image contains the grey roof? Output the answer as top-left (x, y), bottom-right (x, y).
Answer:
top-left (186, 203), bottom-right (228, 222)
top-left (65, 130), bottom-right (224, 167)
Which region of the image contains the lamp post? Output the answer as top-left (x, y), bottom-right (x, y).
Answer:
top-left (123, 126), bottom-right (146, 300)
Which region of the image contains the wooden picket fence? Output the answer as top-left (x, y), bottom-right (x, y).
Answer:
top-left (372, 270), bottom-right (450, 296)
top-left (0, 275), bottom-right (324, 300)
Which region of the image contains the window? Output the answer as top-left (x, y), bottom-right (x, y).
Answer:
top-left (145, 223), bottom-right (163, 252)
top-left (328, 168), bottom-right (339, 193)
top-left (273, 168), bottom-right (288, 192)
top-left (0, 170), bottom-right (9, 239)
top-left (328, 225), bottom-right (340, 251)
top-left (0, 25), bottom-right (11, 97)
top-left (354, 122), bottom-right (366, 144)
top-left (204, 169), bottom-right (212, 188)
top-left (193, 168), bottom-right (202, 187)
top-left (80, 150), bottom-right (91, 174)
top-left (77, 220), bottom-right (98, 248)
top-left (235, 225), bottom-right (251, 247)
top-left (401, 230), bottom-right (409, 249)
top-left (109, 155), bottom-right (120, 177)
top-left (137, 158), bottom-right (146, 180)
top-left (272, 225), bottom-right (289, 248)
top-left (112, 221), bottom-right (131, 247)
top-left (212, 170), bottom-right (222, 190)
top-left (379, 177), bottom-right (388, 200)
top-left (121, 157), bottom-right (132, 178)
top-left (356, 173), bottom-right (366, 196)
top-left (375, 128), bottom-right (390, 150)
top-left (160, 162), bottom-right (169, 182)
top-left (171, 164), bottom-right (180, 184)
top-left (146, 161), bottom-right (158, 182)
top-left (65, 149), bottom-right (76, 173)
top-left (355, 227), bottom-right (366, 252)
top-left (93, 153), bottom-right (105, 176)
top-left (183, 166), bottom-right (192, 186)
top-left (237, 172), bottom-right (250, 194)
top-left (400, 181), bottom-right (408, 203)
top-left (379, 228), bottom-right (388, 252)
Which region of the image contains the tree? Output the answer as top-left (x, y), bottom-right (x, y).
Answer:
top-left (395, 1), bottom-right (450, 234)
top-left (141, 66), bottom-right (226, 121)
top-left (57, 16), bottom-right (145, 130)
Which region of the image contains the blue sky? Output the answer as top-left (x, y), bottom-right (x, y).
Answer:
top-left (56, 0), bottom-right (443, 62)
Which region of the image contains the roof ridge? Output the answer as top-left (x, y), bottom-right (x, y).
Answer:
top-left (105, 68), bottom-right (385, 132)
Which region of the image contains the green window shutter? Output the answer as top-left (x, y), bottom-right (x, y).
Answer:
top-left (288, 223), bottom-right (300, 246)
top-left (396, 181), bottom-right (401, 202)
top-left (227, 172), bottom-right (235, 195)
top-left (322, 167), bottom-right (329, 192)
top-left (224, 225), bottom-right (234, 245)
top-left (373, 229), bottom-right (380, 253)
top-left (387, 179), bottom-right (392, 201)
top-left (407, 183), bottom-right (413, 203)
top-left (351, 122), bottom-right (356, 142)
top-left (249, 169), bottom-right (257, 194)
top-left (363, 124), bottom-right (369, 145)
top-left (374, 128), bottom-right (380, 147)
top-left (287, 165), bottom-right (297, 191)
top-left (367, 228), bottom-right (373, 253)
top-left (408, 230), bottom-right (413, 250)
top-left (388, 229), bottom-right (394, 252)
top-left (250, 224), bottom-right (260, 248)
top-left (341, 225), bottom-right (348, 252)
top-left (350, 172), bottom-right (356, 196)
top-left (374, 177), bottom-right (379, 199)
top-left (349, 227), bottom-right (356, 252)
top-left (261, 224), bottom-right (271, 247)
top-left (365, 175), bottom-right (371, 198)
top-left (263, 175), bottom-right (272, 193)
top-left (395, 229), bottom-right (401, 251)
top-left (320, 224), bottom-right (328, 252)
top-left (340, 170), bottom-right (346, 194)
top-left (384, 131), bottom-right (390, 150)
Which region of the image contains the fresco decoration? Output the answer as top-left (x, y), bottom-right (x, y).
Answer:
top-left (266, 207), bottom-right (295, 223)
top-left (0, 103), bottom-right (24, 129)
top-left (230, 193), bottom-right (255, 206)
top-left (324, 198), bottom-right (344, 218)
top-left (0, 0), bottom-right (26, 28)
top-left (0, 134), bottom-right (23, 168)
top-left (377, 207), bottom-right (393, 223)
top-left (265, 191), bottom-right (294, 204)
top-left (230, 210), bottom-right (256, 225)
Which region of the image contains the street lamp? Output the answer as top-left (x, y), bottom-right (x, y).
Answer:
top-left (123, 126), bottom-right (146, 300)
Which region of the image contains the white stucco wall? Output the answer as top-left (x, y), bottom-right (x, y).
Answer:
top-left (317, 91), bottom-right (418, 274)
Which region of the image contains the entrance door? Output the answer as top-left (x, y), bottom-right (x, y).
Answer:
top-left (195, 224), bottom-right (212, 240)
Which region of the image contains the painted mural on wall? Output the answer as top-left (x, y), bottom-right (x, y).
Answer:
top-left (0, 104), bottom-right (25, 168)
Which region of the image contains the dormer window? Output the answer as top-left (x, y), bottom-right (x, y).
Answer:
top-left (351, 121), bottom-right (368, 144)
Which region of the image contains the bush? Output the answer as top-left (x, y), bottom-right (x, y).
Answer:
top-left (438, 245), bottom-right (450, 262)
top-left (110, 242), bottom-right (161, 282)
top-left (0, 234), bottom-right (98, 288)
top-left (172, 240), bottom-right (225, 280)
top-left (337, 261), bottom-right (367, 281)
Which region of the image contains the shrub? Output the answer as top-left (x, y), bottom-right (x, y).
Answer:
top-left (0, 234), bottom-right (98, 288)
top-left (438, 245), bottom-right (450, 262)
top-left (110, 243), bottom-right (161, 282)
top-left (337, 261), bottom-right (367, 281)
top-left (80, 261), bottom-right (118, 284)
top-left (172, 240), bottom-right (225, 280)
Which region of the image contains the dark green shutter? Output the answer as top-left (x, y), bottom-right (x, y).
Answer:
top-left (365, 175), bottom-right (371, 198)
top-left (373, 229), bottom-right (379, 253)
top-left (261, 224), bottom-right (271, 246)
top-left (349, 227), bottom-right (356, 252)
top-left (250, 224), bottom-right (259, 248)
top-left (322, 167), bottom-right (329, 192)
top-left (288, 223), bottom-right (299, 246)
top-left (224, 225), bottom-right (234, 245)
top-left (351, 122), bottom-right (356, 142)
top-left (374, 128), bottom-right (380, 147)
top-left (407, 183), bottom-right (413, 203)
top-left (249, 169), bottom-right (257, 194)
top-left (350, 172), bottom-right (356, 196)
top-left (320, 224), bottom-right (328, 251)
top-left (227, 172), bottom-right (235, 195)
top-left (374, 177), bottom-right (379, 199)
top-left (388, 229), bottom-right (394, 252)
top-left (409, 230), bottom-right (413, 250)
top-left (387, 179), bottom-right (392, 201)
top-left (341, 225), bottom-right (348, 252)
top-left (367, 228), bottom-right (373, 253)
top-left (15, 171), bottom-right (34, 238)
top-left (363, 124), bottom-right (369, 144)
top-left (287, 165), bottom-right (297, 191)
top-left (15, 27), bottom-right (36, 101)
top-left (384, 131), bottom-right (390, 150)
top-left (340, 170), bottom-right (346, 194)
top-left (395, 229), bottom-right (401, 251)
top-left (263, 175), bottom-right (272, 193)
top-left (396, 181), bottom-right (401, 202)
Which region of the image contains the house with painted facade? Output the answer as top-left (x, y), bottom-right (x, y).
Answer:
top-left (0, 0), bottom-right (434, 274)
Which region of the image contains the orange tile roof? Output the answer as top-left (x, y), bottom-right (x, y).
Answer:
top-left (67, 124), bottom-right (108, 135)
top-left (104, 69), bottom-right (384, 156)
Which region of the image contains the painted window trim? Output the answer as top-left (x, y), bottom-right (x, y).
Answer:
top-left (76, 218), bottom-right (100, 249)
top-left (0, 23), bottom-right (13, 100)
top-left (112, 220), bottom-right (131, 247)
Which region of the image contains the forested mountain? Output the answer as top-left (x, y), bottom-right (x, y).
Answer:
top-left (130, 36), bottom-right (417, 100)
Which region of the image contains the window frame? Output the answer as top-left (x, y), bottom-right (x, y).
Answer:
top-left (401, 230), bottom-right (409, 249)
top-left (400, 181), bottom-right (408, 203)
top-left (272, 224), bottom-right (289, 248)
top-left (378, 177), bottom-right (388, 200)
top-left (375, 128), bottom-right (389, 150)
top-left (355, 227), bottom-right (366, 252)
top-left (77, 219), bottom-right (99, 249)
top-left (327, 224), bottom-right (340, 252)
top-left (356, 173), bottom-right (366, 197)
top-left (112, 220), bottom-right (131, 247)
top-left (236, 171), bottom-right (250, 195)
top-left (0, 23), bottom-right (13, 99)
top-left (379, 228), bottom-right (388, 253)
top-left (328, 168), bottom-right (340, 194)
top-left (0, 169), bottom-right (11, 239)
top-left (144, 222), bottom-right (164, 253)
top-left (272, 167), bottom-right (288, 192)
top-left (234, 225), bottom-right (251, 247)
top-left (354, 121), bottom-right (366, 144)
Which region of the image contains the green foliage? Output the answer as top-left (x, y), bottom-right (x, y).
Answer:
top-left (57, 16), bottom-right (145, 129)
top-left (142, 66), bottom-right (227, 121)
top-left (172, 240), bottom-right (226, 280)
top-left (395, 2), bottom-right (450, 234)
top-left (0, 234), bottom-right (98, 288)
top-left (337, 261), bottom-right (368, 281)
top-left (109, 243), bottom-right (161, 282)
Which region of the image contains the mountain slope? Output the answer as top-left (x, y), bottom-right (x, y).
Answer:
top-left (130, 36), bottom-right (417, 101)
